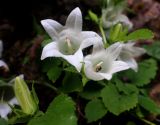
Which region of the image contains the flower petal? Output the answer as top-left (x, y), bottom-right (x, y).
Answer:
top-left (0, 103), bottom-right (11, 119)
top-left (111, 61), bottom-right (129, 73)
top-left (41, 42), bottom-right (59, 60)
top-left (41, 42), bottom-right (83, 72)
top-left (65, 7), bottom-right (82, 32)
top-left (41, 19), bottom-right (63, 40)
top-left (81, 31), bottom-right (101, 40)
top-left (84, 59), bottom-right (104, 81)
top-left (62, 48), bottom-right (83, 72)
top-left (99, 73), bottom-right (112, 80)
top-left (80, 37), bottom-right (103, 50)
top-left (106, 42), bottom-right (122, 60)
top-left (0, 60), bottom-right (9, 70)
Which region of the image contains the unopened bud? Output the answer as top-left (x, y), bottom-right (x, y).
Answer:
top-left (14, 77), bottom-right (37, 115)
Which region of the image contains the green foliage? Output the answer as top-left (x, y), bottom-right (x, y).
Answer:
top-left (85, 99), bottom-right (107, 123)
top-left (80, 82), bottom-right (104, 100)
top-left (42, 58), bottom-right (62, 82)
top-left (28, 94), bottom-right (77, 125)
top-left (0, 119), bottom-right (8, 125)
top-left (109, 28), bottom-right (154, 42)
top-left (101, 83), bottom-right (138, 115)
top-left (88, 10), bottom-right (99, 24)
top-left (120, 59), bottom-right (157, 87)
top-left (144, 42), bottom-right (160, 61)
top-left (123, 29), bottom-right (154, 41)
top-left (139, 95), bottom-right (160, 114)
top-left (61, 72), bottom-right (83, 93)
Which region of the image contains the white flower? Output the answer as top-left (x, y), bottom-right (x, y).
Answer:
top-left (0, 40), bottom-right (9, 70)
top-left (41, 7), bottom-right (101, 72)
top-left (84, 42), bottom-right (129, 81)
top-left (118, 42), bottom-right (146, 72)
top-left (102, 6), bottom-right (133, 29)
top-left (0, 97), bottom-right (18, 119)
top-left (0, 75), bottom-right (23, 119)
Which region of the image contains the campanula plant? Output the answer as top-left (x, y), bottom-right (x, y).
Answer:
top-left (0, 0), bottom-right (159, 125)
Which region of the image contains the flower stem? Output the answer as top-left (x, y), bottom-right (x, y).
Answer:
top-left (27, 80), bottom-right (60, 94)
top-left (99, 18), bottom-right (109, 48)
top-left (141, 118), bottom-right (156, 125)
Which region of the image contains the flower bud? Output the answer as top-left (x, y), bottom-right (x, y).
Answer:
top-left (14, 76), bottom-right (37, 115)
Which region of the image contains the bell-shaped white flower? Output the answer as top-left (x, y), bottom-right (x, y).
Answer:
top-left (102, 6), bottom-right (133, 29)
top-left (41, 7), bottom-right (101, 72)
top-left (0, 40), bottom-right (9, 70)
top-left (84, 42), bottom-right (129, 81)
top-left (118, 42), bottom-right (146, 72)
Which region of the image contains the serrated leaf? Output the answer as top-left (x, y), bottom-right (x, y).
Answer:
top-left (120, 59), bottom-right (157, 87)
top-left (85, 99), bottom-right (107, 123)
top-left (144, 42), bottom-right (160, 60)
top-left (115, 79), bottom-right (138, 95)
top-left (101, 83), bottom-right (138, 115)
top-left (139, 95), bottom-right (160, 114)
top-left (0, 119), bottom-right (8, 125)
top-left (61, 72), bottom-right (83, 93)
top-left (80, 82), bottom-right (103, 100)
top-left (124, 29), bottom-right (154, 41)
top-left (28, 94), bottom-right (77, 125)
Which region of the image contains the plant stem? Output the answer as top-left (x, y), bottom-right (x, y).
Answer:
top-left (99, 18), bottom-right (109, 48)
top-left (141, 118), bottom-right (156, 125)
top-left (27, 80), bottom-right (60, 94)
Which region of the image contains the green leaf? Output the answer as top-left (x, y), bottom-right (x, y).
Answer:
top-left (139, 95), bottom-right (160, 114)
top-left (42, 58), bottom-right (61, 72)
top-left (101, 83), bottom-right (138, 115)
top-left (85, 99), bottom-right (107, 123)
top-left (120, 59), bottom-right (157, 87)
top-left (47, 66), bottom-right (62, 82)
top-left (28, 94), bottom-right (77, 125)
top-left (80, 82), bottom-right (103, 100)
top-left (144, 42), bottom-right (160, 60)
top-left (61, 72), bottom-right (83, 93)
top-left (42, 58), bottom-right (62, 82)
top-left (0, 119), bottom-right (8, 125)
top-left (124, 29), bottom-right (154, 41)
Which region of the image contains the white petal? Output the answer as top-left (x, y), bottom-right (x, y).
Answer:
top-left (99, 73), bottom-right (112, 80)
top-left (81, 31), bottom-right (101, 40)
top-left (41, 42), bottom-right (83, 72)
top-left (106, 42), bottom-right (122, 60)
top-left (80, 37), bottom-right (103, 50)
top-left (84, 60), bottom-right (104, 81)
top-left (0, 40), bottom-right (3, 58)
top-left (0, 60), bottom-right (9, 70)
top-left (41, 19), bottom-right (63, 40)
top-left (124, 58), bottom-right (138, 72)
top-left (132, 47), bottom-right (146, 57)
top-left (111, 61), bottom-right (129, 73)
top-left (9, 97), bottom-right (19, 106)
top-left (0, 103), bottom-right (11, 119)
top-left (116, 14), bottom-right (133, 29)
top-left (41, 42), bottom-right (59, 60)
top-left (61, 48), bottom-right (83, 72)
top-left (65, 7), bottom-right (82, 32)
